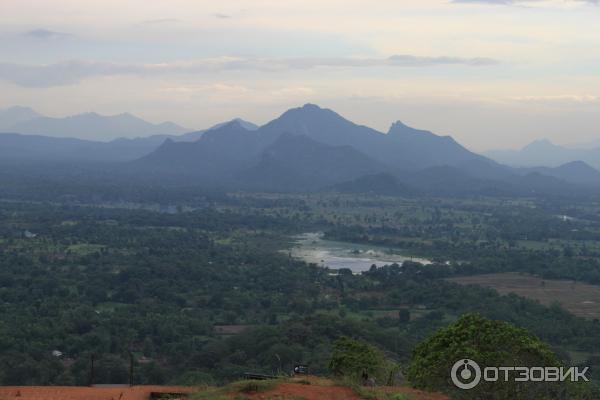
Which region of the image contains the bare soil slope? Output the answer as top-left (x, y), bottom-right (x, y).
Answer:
top-left (0, 385), bottom-right (194, 400)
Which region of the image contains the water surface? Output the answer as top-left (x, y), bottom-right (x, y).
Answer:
top-left (290, 232), bottom-right (432, 273)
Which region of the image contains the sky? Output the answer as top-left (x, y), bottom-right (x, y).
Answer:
top-left (1, 0), bottom-right (599, 150)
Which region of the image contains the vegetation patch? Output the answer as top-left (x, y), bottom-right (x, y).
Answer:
top-left (407, 314), bottom-right (591, 399)
top-left (448, 272), bottom-right (600, 319)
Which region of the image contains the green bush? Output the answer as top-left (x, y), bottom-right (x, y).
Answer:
top-left (407, 313), bottom-right (591, 399)
top-left (329, 337), bottom-right (399, 386)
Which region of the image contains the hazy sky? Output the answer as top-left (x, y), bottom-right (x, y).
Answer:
top-left (1, 0), bottom-right (599, 150)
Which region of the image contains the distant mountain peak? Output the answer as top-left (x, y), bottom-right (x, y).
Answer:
top-left (6, 110), bottom-right (187, 140)
top-left (4, 105), bottom-right (37, 113)
top-left (557, 160), bottom-right (597, 171)
top-left (208, 118), bottom-right (258, 132)
top-left (387, 120), bottom-right (414, 134)
top-left (485, 138), bottom-right (600, 169)
top-left (522, 138), bottom-right (557, 150)
top-left (0, 106), bottom-right (43, 131)
top-left (388, 120), bottom-right (439, 139)
top-left (216, 119), bottom-right (251, 131)
top-left (390, 120), bottom-right (409, 129)
top-left (282, 103), bottom-right (337, 118)
top-left (228, 118), bottom-right (259, 131)
top-left (301, 103), bottom-right (321, 110)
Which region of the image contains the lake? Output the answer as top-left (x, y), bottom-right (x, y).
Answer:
top-left (290, 232), bottom-right (432, 273)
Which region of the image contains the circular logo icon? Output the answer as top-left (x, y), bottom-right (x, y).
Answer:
top-left (451, 359), bottom-right (481, 390)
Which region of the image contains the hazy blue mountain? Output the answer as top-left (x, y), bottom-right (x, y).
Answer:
top-left (386, 121), bottom-right (490, 169)
top-left (91, 118), bottom-right (258, 160)
top-left (0, 116), bottom-right (260, 164)
top-left (251, 158), bottom-right (588, 196)
top-left (132, 120), bottom-right (258, 181)
top-left (131, 104), bottom-right (521, 190)
top-left (349, 159), bottom-right (516, 197)
top-left (512, 172), bottom-right (585, 196)
top-left (0, 132), bottom-right (177, 163)
top-left (96, 135), bottom-right (177, 161)
top-left (0, 133), bottom-right (100, 163)
top-left (393, 165), bottom-right (583, 197)
top-left (176, 118), bottom-right (258, 142)
top-left (517, 161), bottom-right (600, 186)
top-left (0, 106), bottom-right (42, 131)
top-left (254, 104), bottom-right (393, 161)
top-left (546, 161), bottom-right (600, 185)
top-left (138, 104), bottom-right (493, 175)
top-left (97, 118), bottom-right (258, 161)
top-left (397, 166), bottom-right (497, 196)
top-left (485, 139), bottom-right (600, 169)
top-left (8, 111), bottom-right (188, 140)
top-left (210, 118), bottom-right (258, 132)
top-left (238, 133), bottom-right (386, 191)
top-left (256, 104), bottom-right (488, 170)
top-left (1, 103), bottom-right (592, 196)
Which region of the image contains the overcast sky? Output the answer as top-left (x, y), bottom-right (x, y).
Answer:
top-left (1, 0), bottom-right (599, 150)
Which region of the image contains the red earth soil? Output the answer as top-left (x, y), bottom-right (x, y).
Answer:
top-left (249, 382), bottom-right (450, 400)
top-left (383, 386), bottom-right (450, 400)
top-left (0, 385), bottom-right (195, 400)
top-left (249, 383), bottom-right (360, 400)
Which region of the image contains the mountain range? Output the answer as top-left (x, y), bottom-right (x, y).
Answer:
top-left (0, 106), bottom-right (257, 163)
top-left (485, 139), bottom-right (600, 170)
top-left (1, 103), bottom-right (599, 196)
top-left (0, 106), bottom-right (43, 131)
top-left (131, 104), bottom-right (600, 194)
top-left (137, 104), bottom-right (490, 169)
top-left (0, 106), bottom-right (190, 140)
top-left (132, 104), bottom-right (500, 189)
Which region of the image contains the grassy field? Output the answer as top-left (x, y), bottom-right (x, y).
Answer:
top-left (66, 243), bottom-right (106, 256)
top-left (448, 272), bottom-right (600, 319)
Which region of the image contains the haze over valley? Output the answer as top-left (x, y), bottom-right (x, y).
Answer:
top-left (3, 2), bottom-right (600, 399)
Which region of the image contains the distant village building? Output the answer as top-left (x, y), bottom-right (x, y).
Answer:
top-left (24, 230), bottom-right (37, 238)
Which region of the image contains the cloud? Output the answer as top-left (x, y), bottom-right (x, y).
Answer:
top-left (509, 95), bottom-right (600, 103)
top-left (213, 13), bottom-right (231, 19)
top-left (387, 55), bottom-right (497, 67)
top-left (140, 18), bottom-right (181, 25)
top-left (0, 61), bottom-right (138, 87)
top-left (23, 29), bottom-right (71, 39)
top-left (215, 55), bottom-right (499, 70)
top-left (0, 55), bottom-right (500, 87)
top-left (160, 83), bottom-right (316, 104)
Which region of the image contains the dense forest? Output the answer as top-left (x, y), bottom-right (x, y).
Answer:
top-left (2, 189), bottom-right (600, 389)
